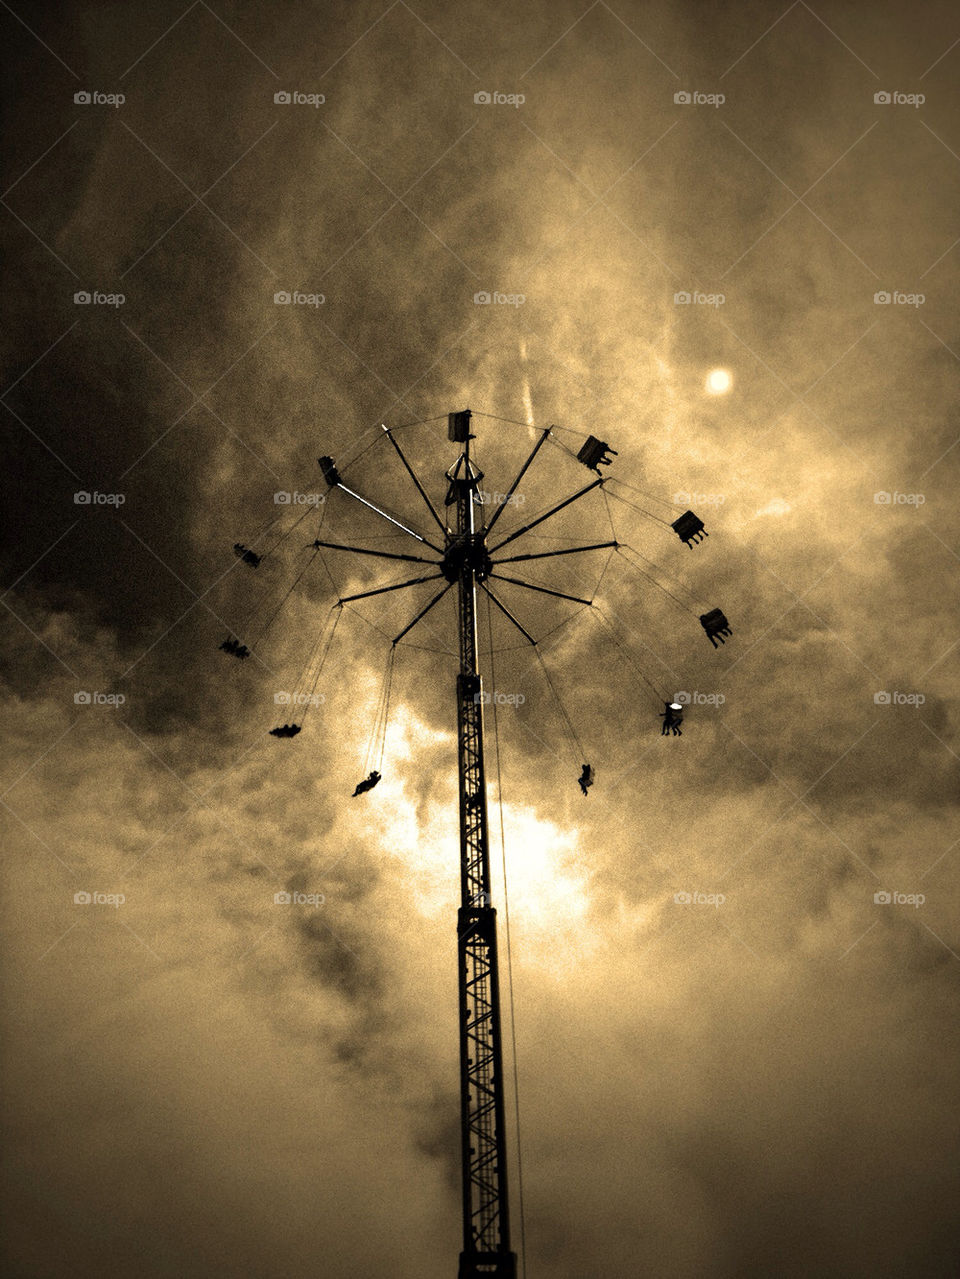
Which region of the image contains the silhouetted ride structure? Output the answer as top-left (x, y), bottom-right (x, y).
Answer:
top-left (220, 409), bottom-right (731, 1277)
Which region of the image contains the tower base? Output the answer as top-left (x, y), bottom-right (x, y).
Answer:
top-left (458, 1252), bottom-right (517, 1278)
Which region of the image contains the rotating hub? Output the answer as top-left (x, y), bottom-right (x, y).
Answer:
top-left (442, 533), bottom-right (492, 583)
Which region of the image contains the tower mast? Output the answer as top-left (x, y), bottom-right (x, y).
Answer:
top-left (442, 413), bottom-right (516, 1277)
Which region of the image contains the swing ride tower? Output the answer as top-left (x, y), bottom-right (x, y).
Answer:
top-left (227, 408), bottom-right (732, 1277)
top-left (316, 411), bottom-right (609, 1277)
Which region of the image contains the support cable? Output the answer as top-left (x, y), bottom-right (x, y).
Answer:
top-left (335, 413), bottom-right (447, 476)
top-left (338, 433), bottom-right (385, 473)
top-left (457, 407), bottom-right (579, 471)
top-left (607, 477), bottom-right (682, 512)
top-left (489, 478), bottom-right (604, 555)
top-left (488, 572), bottom-right (592, 607)
top-left (298, 605), bottom-right (344, 724)
top-left (377, 647), bottom-right (396, 770)
top-left (230, 503), bottom-right (326, 646)
top-left (469, 412), bottom-right (583, 442)
top-left (542, 433), bottom-right (582, 463)
top-left (341, 603), bottom-right (458, 656)
top-left (600, 486), bottom-right (618, 542)
top-left (533, 645), bottom-right (585, 765)
top-left (239, 507), bottom-right (285, 555)
top-left (289, 602), bottom-right (337, 701)
top-left (615, 545), bottom-right (699, 614)
top-left (603, 484), bottom-right (672, 529)
top-left (263, 496), bottom-right (324, 556)
top-left (387, 414), bottom-right (449, 430)
top-left (602, 489), bottom-right (701, 610)
top-left (594, 543), bottom-right (617, 600)
top-left (470, 411), bottom-right (534, 430)
top-left (364, 645), bottom-right (396, 774)
top-left (248, 547), bottom-right (321, 648)
top-left (485, 428), bottom-right (551, 538)
top-left (590, 604), bottom-right (669, 708)
top-left (535, 604), bottom-right (592, 648)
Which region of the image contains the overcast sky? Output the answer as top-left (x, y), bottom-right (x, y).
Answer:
top-left (2, 2), bottom-right (959, 1276)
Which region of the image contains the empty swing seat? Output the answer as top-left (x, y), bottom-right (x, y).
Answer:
top-left (448, 410), bottom-right (472, 442)
top-left (576, 435), bottom-right (618, 472)
top-left (220, 637), bottom-right (251, 659)
top-left (700, 609), bottom-right (732, 647)
top-left (671, 510), bottom-right (707, 547)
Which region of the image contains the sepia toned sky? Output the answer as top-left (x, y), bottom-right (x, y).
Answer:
top-left (2, 2), bottom-right (959, 1276)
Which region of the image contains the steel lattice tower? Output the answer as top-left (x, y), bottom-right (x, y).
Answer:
top-left (444, 437), bottom-right (515, 1276)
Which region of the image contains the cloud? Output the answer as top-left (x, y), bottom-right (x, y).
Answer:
top-left (3, 0), bottom-right (959, 1275)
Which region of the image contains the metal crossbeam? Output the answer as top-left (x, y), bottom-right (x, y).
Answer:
top-left (392, 583), bottom-right (452, 645)
top-left (313, 538), bottom-right (439, 564)
top-left (479, 584), bottom-right (536, 646)
top-left (484, 427), bottom-right (551, 536)
top-left (488, 571), bottom-right (593, 606)
top-left (336, 480), bottom-right (444, 553)
top-left (489, 478), bottom-right (604, 553)
top-left (338, 573), bottom-right (443, 604)
top-left (382, 424), bottom-right (448, 534)
top-left (493, 540), bottom-right (617, 564)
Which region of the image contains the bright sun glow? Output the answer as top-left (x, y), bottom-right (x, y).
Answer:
top-left (366, 704), bottom-right (596, 965)
top-left (706, 368), bottom-right (732, 394)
